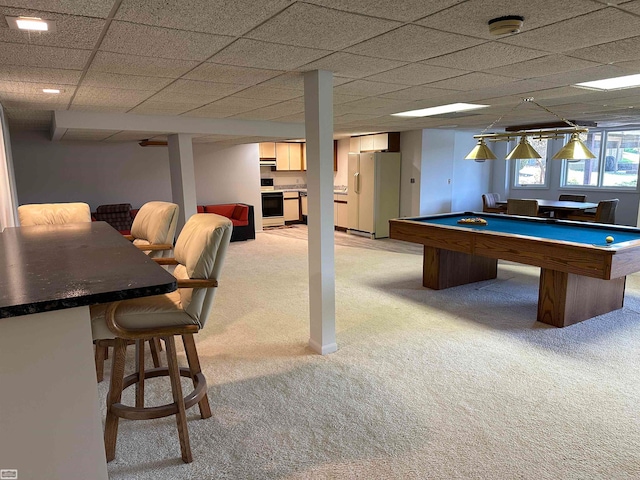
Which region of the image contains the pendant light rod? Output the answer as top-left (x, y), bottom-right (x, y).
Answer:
top-left (473, 127), bottom-right (589, 141)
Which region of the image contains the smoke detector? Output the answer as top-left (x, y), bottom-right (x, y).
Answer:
top-left (488, 16), bottom-right (524, 35)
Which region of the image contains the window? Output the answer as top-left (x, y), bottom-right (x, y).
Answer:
top-left (513, 137), bottom-right (549, 187)
top-left (562, 129), bottom-right (640, 189)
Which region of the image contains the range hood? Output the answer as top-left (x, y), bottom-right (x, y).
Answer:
top-left (260, 158), bottom-right (276, 167)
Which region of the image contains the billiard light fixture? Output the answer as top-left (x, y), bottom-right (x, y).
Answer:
top-left (465, 98), bottom-right (596, 162)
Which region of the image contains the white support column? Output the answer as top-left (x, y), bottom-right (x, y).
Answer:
top-left (304, 70), bottom-right (337, 355)
top-left (168, 133), bottom-right (197, 234)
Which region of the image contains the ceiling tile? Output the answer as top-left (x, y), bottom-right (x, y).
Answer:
top-left (69, 104), bottom-right (130, 113)
top-left (0, 43), bottom-right (90, 69)
top-left (150, 79), bottom-right (245, 104)
top-left (427, 72), bottom-right (516, 91)
top-left (115, 0), bottom-right (293, 36)
top-left (257, 72), bottom-right (352, 90)
top-left (617, 0), bottom-right (640, 14)
top-left (0, 1), bottom-right (114, 17)
top-left (345, 25), bottom-right (483, 62)
top-left (416, 0), bottom-right (605, 40)
top-left (502, 8), bottom-right (640, 53)
top-left (71, 86), bottom-right (154, 107)
top-left (334, 93), bottom-right (367, 104)
top-left (229, 99), bottom-right (304, 120)
top-left (246, 3), bottom-right (400, 50)
top-left (378, 85), bottom-right (460, 101)
top-left (128, 102), bottom-right (194, 115)
top-left (333, 79), bottom-right (408, 96)
top-left (0, 65), bottom-right (81, 85)
top-left (89, 51), bottom-right (199, 78)
top-left (100, 21), bottom-right (233, 61)
top-left (271, 112), bottom-right (305, 123)
top-left (208, 39), bottom-right (331, 70)
top-left (183, 96), bottom-right (280, 117)
top-left (422, 42), bottom-right (547, 71)
top-left (233, 85), bottom-right (303, 101)
top-left (486, 55), bottom-right (601, 79)
top-left (530, 64), bottom-right (632, 88)
top-left (365, 63), bottom-right (468, 86)
top-left (185, 63), bottom-right (283, 85)
top-left (0, 7), bottom-right (105, 49)
top-left (0, 80), bottom-right (72, 101)
top-left (567, 36), bottom-right (640, 64)
top-left (303, 0), bottom-right (465, 22)
top-left (81, 71), bottom-right (174, 91)
top-left (298, 52), bottom-right (407, 79)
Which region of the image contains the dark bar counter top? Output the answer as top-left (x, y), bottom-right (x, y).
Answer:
top-left (0, 221), bottom-right (176, 318)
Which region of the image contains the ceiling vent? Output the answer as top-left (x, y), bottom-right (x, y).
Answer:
top-left (488, 16), bottom-right (524, 36)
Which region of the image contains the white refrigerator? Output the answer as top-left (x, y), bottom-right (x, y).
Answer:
top-left (347, 152), bottom-right (401, 239)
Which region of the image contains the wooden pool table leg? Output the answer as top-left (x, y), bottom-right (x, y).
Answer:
top-left (423, 246), bottom-right (498, 290)
top-left (538, 268), bottom-right (626, 327)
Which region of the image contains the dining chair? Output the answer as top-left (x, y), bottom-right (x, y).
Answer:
top-left (507, 199), bottom-right (539, 217)
top-left (18, 202), bottom-right (91, 225)
top-left (566, 199), bottom-right (619, 224)
top-left (94, 201), bottom-right (179, 383)
top-left (90, 213), bottom-right (232, 463)
top-left (558, 194), bottom-right (587, 202)
top-left (482, 193), bottom-right (506, 213)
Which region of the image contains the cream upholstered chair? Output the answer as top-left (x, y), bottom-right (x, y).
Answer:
top-left (125, 201), bottom-right (179, 258)
top-left (18, 202), bottom-right (91, 225)
top-left (94, 201), bottom-right (180, 382)
top-left (507, 199), bottom-right (539, 217)
top-left (482, 193), bottom-right (506, 213)
top-left (90, 213), bottom-right (232, 463)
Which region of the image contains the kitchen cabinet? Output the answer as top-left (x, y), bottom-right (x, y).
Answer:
top-left (276, 143), bottom-right (302, 171)
top-left (334, 194), bottom-right (348, 229)
top-left (348, 152), bottom-right (401, 239)
top-left (259, 142), bottom-right (276, 158)
top-left (349, 132), bottom-right (400, 153)
top-left (302, 141), bottom-right (338, 171)
top-left (301, 194), bottom-right (308, 217)
top-left (284, 191), bottom-right (301, 222)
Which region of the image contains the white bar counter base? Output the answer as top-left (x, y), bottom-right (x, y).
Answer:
top-left (0, 307), bottom-right (108, 480)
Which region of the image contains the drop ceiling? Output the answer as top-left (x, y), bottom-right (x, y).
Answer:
top-left (1, 0), bottom-right (640, 145)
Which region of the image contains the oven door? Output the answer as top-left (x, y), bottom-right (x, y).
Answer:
top-left (261, 192), bottom-right (284, 217)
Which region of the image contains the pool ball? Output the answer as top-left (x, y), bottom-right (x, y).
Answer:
top-left (605, 236), bottom-right (614, 244)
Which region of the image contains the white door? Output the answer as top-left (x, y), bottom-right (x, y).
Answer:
top-left (358, 152), bottom-right (375, 234)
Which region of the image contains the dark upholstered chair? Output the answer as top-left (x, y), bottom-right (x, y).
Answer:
top-left (507, 199), bottom-right (539, 217)
top-left (91, 213), bottom-right (232, 463)
top-left (94, 203), bottom-right (133, 233)
top-left (482, 193), bottom-right (506, 213)
top-left (559, 194), bottom-right (587, 202)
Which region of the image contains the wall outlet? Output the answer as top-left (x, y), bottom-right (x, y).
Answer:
top-left (410, 178), bottom-right (415, 183)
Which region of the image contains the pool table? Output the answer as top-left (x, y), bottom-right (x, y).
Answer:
top-left (389, 212), bottom-right (640, 327)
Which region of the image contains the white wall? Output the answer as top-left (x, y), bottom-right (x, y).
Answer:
top-left (451, 130), bottom-right (492, 212)
top-left (193, 142), bottom-right (263, 230)
top-left (420, 130), bottom-right (454, 214)
top-left (12, 130), bottom-right (173, 210)
top-left (399, 130), bottom-right (422, 217)
top-left (10, 131), bottom-right (265, 228)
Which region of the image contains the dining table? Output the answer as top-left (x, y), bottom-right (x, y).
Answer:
top-left (497, 199), bottom-right (598, 218)
top-left (0, 221), bottom-right (177, 480)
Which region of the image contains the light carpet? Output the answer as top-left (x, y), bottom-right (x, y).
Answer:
top-left (99, 225), bottom-right (640, 479)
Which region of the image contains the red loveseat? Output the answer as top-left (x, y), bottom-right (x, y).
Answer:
top-left (197, 203), bottom-right (255, 242)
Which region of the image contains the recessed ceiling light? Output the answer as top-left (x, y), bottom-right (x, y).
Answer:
top-left (6, 16), bottom-right (56, 32)
top-left (574, 73), bottom-right (640, 91)
top-left (42, 88), bottom-right (60, 94)
top-left (392, 103), bottom-right (489, 118)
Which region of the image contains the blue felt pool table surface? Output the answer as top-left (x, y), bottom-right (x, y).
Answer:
top-left (410, 213), bottom-right (640, 248)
